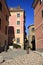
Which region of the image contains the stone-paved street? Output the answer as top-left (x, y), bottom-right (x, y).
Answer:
top-left (0, 49), bottom-right (43, 65)
top-left (0, 49), bottom-right (27, 60)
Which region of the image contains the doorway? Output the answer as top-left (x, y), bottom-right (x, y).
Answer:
top-left (31, 35), bottom-right (36, 50)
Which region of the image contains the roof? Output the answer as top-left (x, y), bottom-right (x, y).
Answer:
top-left (9, 6), bottom-right (24, 12)
top-left (28, 24), bottom-right (34, 29)
top-left (32, 0), bottom-right (39, 8)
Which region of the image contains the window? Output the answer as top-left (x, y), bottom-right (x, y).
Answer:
top-left (17, 13), bottom-right (20, 17)
top-left (17, 21), bottom-right (20, 25)
top-left (17, 29), bottom-right (20, 34)
top-left (0, 2), bottom-right (2, 11)
top-left (5, 26), bottom-right (7, 34)
top-left (42, 10), bottom-right (43, 17)
top-left (0, 18), bottom-right (1, 29)
top-left (32, 28), bottom-right (35, 32)
top-left (17, 38), bottom-right (20, 43)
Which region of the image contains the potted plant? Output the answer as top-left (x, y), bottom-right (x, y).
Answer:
top-left (27, 45), bottom-right (31, 54)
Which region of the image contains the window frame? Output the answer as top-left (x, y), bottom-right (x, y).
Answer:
top-left (17, 13), bottom-right (20, 17)
top-left (16, 38), bottom-right (20, 43)
top-left (16, 29), bottom-right (20, 34)
top-left (17, 21), bottom-right (20, 25)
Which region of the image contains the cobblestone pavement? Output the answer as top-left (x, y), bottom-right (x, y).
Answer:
top-left (0, 49), bottom-right (43, 65)
top-left (0, 49), bottom-right (27, 60)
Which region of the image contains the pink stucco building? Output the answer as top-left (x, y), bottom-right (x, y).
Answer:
top-left (9, 6), bottom-right (25, 48)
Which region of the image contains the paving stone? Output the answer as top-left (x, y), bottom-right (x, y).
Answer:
top-left (1, 52), bottom-right (43, 65)
top-left (0, 56), bottom-right (3, 63)
top-left (0, 50), bottom-right (43, 65)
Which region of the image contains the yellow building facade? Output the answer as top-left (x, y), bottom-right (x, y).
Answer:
top-left (28, 25), bottom-right (35, 50)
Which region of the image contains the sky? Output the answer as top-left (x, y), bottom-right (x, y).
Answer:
top-left (6, 0), bottom-right (34, 35)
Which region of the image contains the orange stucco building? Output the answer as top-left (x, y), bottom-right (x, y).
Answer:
top-left (0, 0), bottom-right (10, 52)
top-left (9, 6), bottom-right (25, 48)
top-left (33, 0), bottom-right (43, 51)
